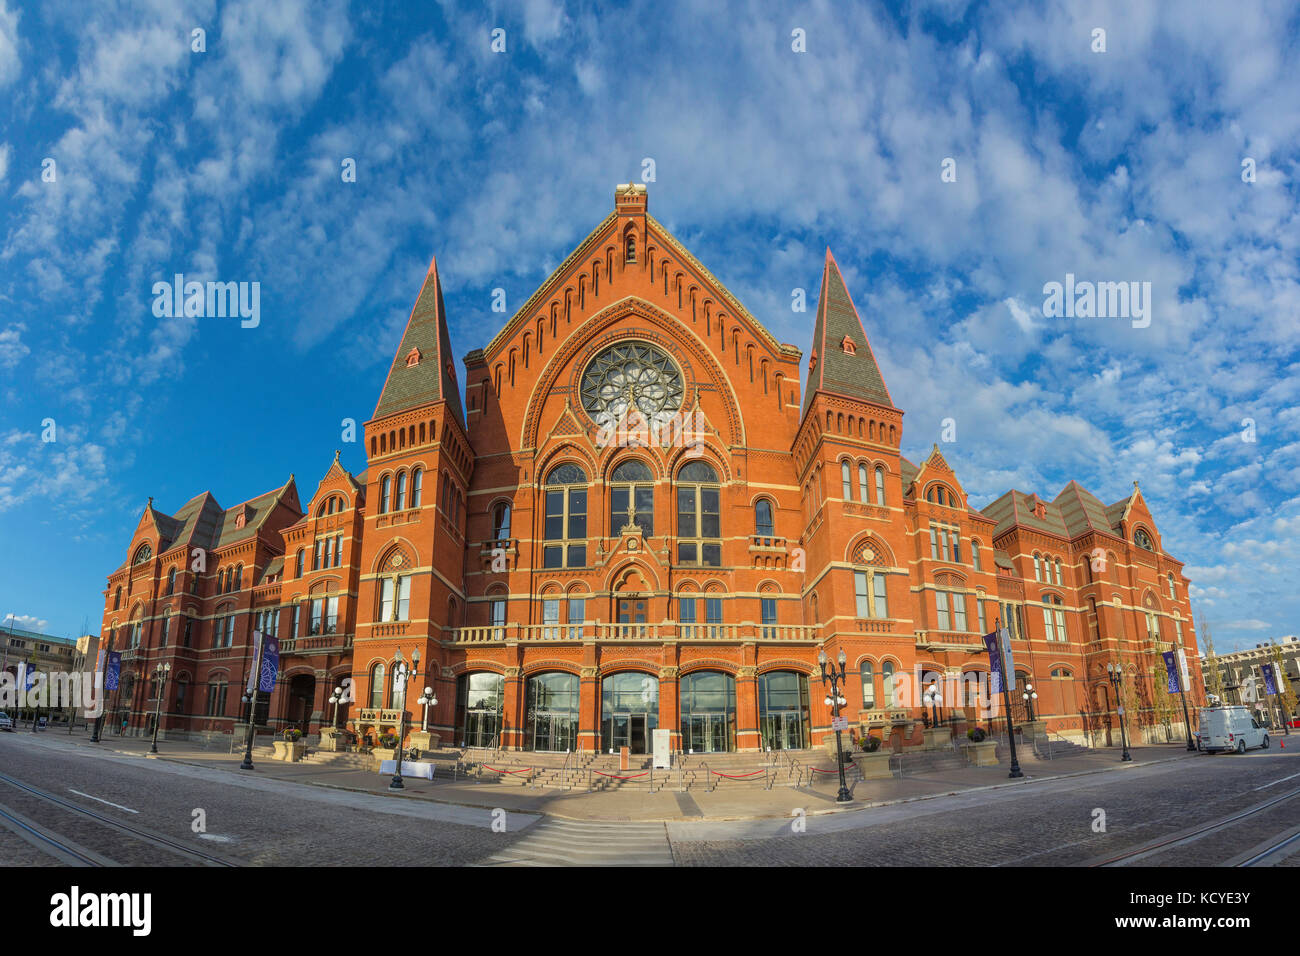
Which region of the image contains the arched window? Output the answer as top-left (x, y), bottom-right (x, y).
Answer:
top-left (380, 475), bottom-right (392, 514)
top-left (1134, 528), bottom-right (1154, 551)
top-left (625, 233), bottom-right (636, 263)
top-left (754, 499), bottom-right (774, 536)
top-left (874, 466), bottom-right (885, 506)
top-left (395, 471), bottom-right (407, 511)
top-left (369, 663), bottom-right (386, 709)
top-left (295, 549), bottom-right (304, 578)
top-left (860, 660), bottom-right (875, 708)
top-left (857, 463), bottom-right (868, 502)
top-left (166, 567), bottom-right (177, 594)
top-left (971, 540), bottom-right (981, 572)
top-left (1167, 573), bottom-right (1176, 600)
top-left (610, 460), bottom-right (654, 535)
top-left (677, 461), bottom-right (721, 567)
top-left (234, 565), bottom-right (243, 590)
top-left (113, 587), bottom-right (122, 610)
top-left (1054, 558), bottom-right (1063, 585)
top-left (882, 660), bottom-right (896, 708)
top-left (1042, 594), bottom-right (1067, 642)
top-left (841, 460), bottom-right (852, 499)
top-left (132, 542), bottom-right (152, 565)
top-left (1033, 553), bottom-right (1042, 581)
top-left (492, 502), bottom-right (512, 541)
top-left (544, 464), bottom-right (588, 569)
top-left (411, 468), bottom-right (423, 507)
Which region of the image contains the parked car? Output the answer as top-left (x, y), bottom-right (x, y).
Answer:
top-left (1197, 705), bottom-right (1269, 754)
top-left (35, 716), bottom-right (47, 730)
top-left (0, 712), bottom-right (13, 731)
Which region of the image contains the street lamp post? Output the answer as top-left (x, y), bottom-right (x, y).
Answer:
top-left (239, 634), bottom-right (269, 771)
top-left (1022, 682), bottom-right (1038, 723)
top-left (1106, 662), bottom-right (1133, 761)
top-left (817, 648), bottom-right (852, 803)
top-left (925, 683), bottom-right (940, 728)
top-left (149, 662), bottom-right (171, 754)
top-left (91, 630), bottom-right (115, 744)
top-left (419, 686), bottom-right (437, 732)
top-left (389, 649), bottom-right (421, 791)
top-left (329, 686), bottom-right (345, 728)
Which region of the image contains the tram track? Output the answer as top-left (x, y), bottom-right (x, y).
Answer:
top-left (0, 771), bottom-right (238, 867)
top-left (1090, 785), bottom-right (1300, 867)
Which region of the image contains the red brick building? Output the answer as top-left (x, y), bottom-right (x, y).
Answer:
top-left (99, 184), bottom-right (1201, 752)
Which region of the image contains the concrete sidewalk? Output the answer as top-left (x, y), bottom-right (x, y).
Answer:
top-left (31, 728), bottom-right (1200, 823)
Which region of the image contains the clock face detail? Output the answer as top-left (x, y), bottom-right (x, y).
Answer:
top-left (579, 342), bottom-right (684, 429)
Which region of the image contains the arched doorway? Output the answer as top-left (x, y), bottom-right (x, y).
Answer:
top-left (288, 673), bottom-right (315, 733)
top-left (456, 672), bottom-right (504, 747)
top-left (758, 670), bottom-right (809, 750)
top-left (679, 670), bottom-right (736, 753)
top-left (601, 672), bottom-right (659, 753)
top-left (526, 672), bottom-right (579, 752)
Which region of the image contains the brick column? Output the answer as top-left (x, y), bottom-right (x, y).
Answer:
top-left (736, 665), bottom-right (761, 751)
top-left (658, 666), bottom-right (680, 752)
top-left (502, 666), bottom-right (524, 750)
top-left (579, 666), bottom-right (601, 752)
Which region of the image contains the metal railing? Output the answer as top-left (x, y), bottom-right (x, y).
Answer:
top-left (445, 622), bottom-right (823, 644)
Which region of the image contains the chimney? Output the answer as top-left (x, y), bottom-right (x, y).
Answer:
top-left (615, 182), bottom-right (647, 217)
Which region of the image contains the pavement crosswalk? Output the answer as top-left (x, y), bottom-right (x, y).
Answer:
top-left (482, 818), bottom-right (675, 866)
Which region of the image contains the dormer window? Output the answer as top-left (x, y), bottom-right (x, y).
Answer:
top-left (808, 350), bottom-right (818, 371)
top-left (234, 511), bottom-right (246, 529)
top-left (840, 335), bottom-right (856, 355)
top-left (625, 234), bottom-right (637, 263)
top-left (405, 348), bottom-right (421, 368)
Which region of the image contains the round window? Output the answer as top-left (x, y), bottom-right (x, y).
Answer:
top-left (579, 342), bottom-right (684, 429)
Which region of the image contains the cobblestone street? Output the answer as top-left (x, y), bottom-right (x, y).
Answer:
top-left (4, 730), bottom-right (1300, 867)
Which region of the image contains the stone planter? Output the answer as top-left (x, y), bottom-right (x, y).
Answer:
top-left (409, 730), bottom-right (441, 753)
top-left (961, 739), bottom-right (999, 767)
top-left (318, 729), bottom-right (347, 752)
top-left (372, 747), bottom-right (397, 763)
top-left (850, 751), bottom-right (895, 779)
top-left (272, 740), bottom-right (308, 762)
top-left (921, 726), bottom-right (952, 751)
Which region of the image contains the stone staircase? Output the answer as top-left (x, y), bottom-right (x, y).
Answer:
top-left (453, 748), bottom-right (797, 792)
top-left (891, 746), bottom-right (966, 776)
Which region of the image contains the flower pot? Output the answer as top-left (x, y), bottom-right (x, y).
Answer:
top-left (961, 739), bottom-right (999, 766)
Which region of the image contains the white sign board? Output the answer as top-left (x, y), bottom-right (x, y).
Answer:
top-left (652, 728), bottom-right (672, 769)
top-left (831, 716), bottom-right (849, 732)
top-left (379, 760), bottom-right (434, 780)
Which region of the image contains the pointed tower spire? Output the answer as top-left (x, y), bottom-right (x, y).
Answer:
top-left (802, 249), bottom-right (893, 418)
top-left (373, 254), bottom-right (464, 426)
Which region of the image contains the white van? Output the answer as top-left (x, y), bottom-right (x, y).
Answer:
top-left (1197, 705), bottom-right (1269, 754)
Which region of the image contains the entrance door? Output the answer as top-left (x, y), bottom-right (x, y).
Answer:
top-left (685, 713), bottom-right (730, 753)
top-left (763, 712), bottom-right (803, 750)
top-left (617, 598), bottom-right (648, 638)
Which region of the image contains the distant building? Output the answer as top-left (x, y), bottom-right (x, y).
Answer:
top-left (1204, 637), bottom-right (1300, 723)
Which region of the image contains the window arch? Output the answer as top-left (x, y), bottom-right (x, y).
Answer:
top-left (295, 549), bottom-right (304, 578)
top-left (874, 466), bottom-right (886, 506)
top-left (1167, 573), bottom-right (1176, 600)
top-left (841, 460), bottom-right (852, 499)
top-left (1042, 594), bottom-right (1067, 642)
top-left (411, 467), bottom-right (423, 507)
top-left (882, 660), bottom-right (897, 708)
top-left (166, 567), bottom-right (177, 594)
top-left (369, 662), bottom-right (386, 709)
top-left (677, 461), bottom-right (721, 567)
top-left (1054, 557), bottom-right (1063, 585)
top-left (234, 564), bottom-right (243, 590)
top-left (971, 540), bottom-right (981, 572)
top-left (857, 462), bottom-right (868, 501)
top-left (395, 470), bottom-right (408, 511)
top-left (113, 587), bottom-right (122, 610)
top-left (544, 463), bottom-right (588, 569)
top-left (132, 542), bottom-right (152, 565)
top-left (380, 475), bottom-right (392, 514)
top-left (610, 459), bottom-right (654, 535)
top-left (1033, 552), bottom-right (1042, 581)
top-left (1134, 527), bottom-right (1154, 551)
top-left (754, 498), bottom-right (774, 537)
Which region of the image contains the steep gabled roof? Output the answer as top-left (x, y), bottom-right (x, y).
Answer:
top-left (981, 489), bottom-right (1070, 539)
top-left (1054, 480), bottom-right (1115, 538)
top-left (374, 255), bottom-right (464, 427)
top-left (212, 478), bottom-right (300, 549)
top-left (802, 249), bottom-right (893, 418)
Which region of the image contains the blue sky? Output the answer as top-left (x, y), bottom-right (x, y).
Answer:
top-left (1, 0), bottom-right (1297, 652)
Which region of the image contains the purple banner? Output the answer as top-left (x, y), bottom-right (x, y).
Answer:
top-left (1261, 663), bottom-right (1278, 697)
top-left (105, 652), bottom-right (121, 691)
top-left (1161, 650), bottom-right (1181, 693)
top-left (983, 630), bottom-right (1004, 695)
top-left (259, 636), bottom-right (279, 694)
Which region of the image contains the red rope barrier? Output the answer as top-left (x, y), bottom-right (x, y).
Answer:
top-left (591, 770), bottom-right (649, 779)
top-left (808, 766), bottom-right (840, 774)
top-left (711, 769), bottom-right (767, 778)
top-left (482, 765), bottom-right (532, 775)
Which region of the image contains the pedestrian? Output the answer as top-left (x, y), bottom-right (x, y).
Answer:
top-left (120, 716), bottom-right (128, 736)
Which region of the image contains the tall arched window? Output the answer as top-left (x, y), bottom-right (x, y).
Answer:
top-left (395, 471), bottom-right (408, 511)
top-left (857, 463), bottom-right (868, 502)
top-left (860, 660), bottom-right (875, 708)
top-left (1042, 594), bottom-right (1067, 642)
top-left (166, 567), bottom-right (177, 594)
top-left (677, 461), bottom-right (721, 567)
top-left (544, 463), bottom-right (588, 569)
top-left (369, 663), bottom-right (386, 709)
top-left (874, 466), bottom-right (885, 506)
top-left (113, 587), bottom-right (122, 610)
top-left (754, 499), bottom-right (774, 536)
top-left (492, 502), bottom-right (512, 540)
top-left (610, 460), bottom-right (654, 535)
top-left (1134, 528), bottom-right (1154, 551)
top-left (1033, 553), bottom-right (1042, 581)
top-left (380, 475), bottom-right (392, 514)
top-left (882, 661), bottom-right (896, 708)
top-left (841, 460), bottom-right (852, 499)
top-left (1054, 558), bottom-right (1063, 585)
top-left (971, 540), bottom-right (981, 571)
top-left (234, 565), bottom-right (243, 590)
top-left (1167, 573), bottom-right (1176, 600)
top-left (411, 467), bottom-right (423, 507)
top-left (295, 549), bottom-right (304, 578)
